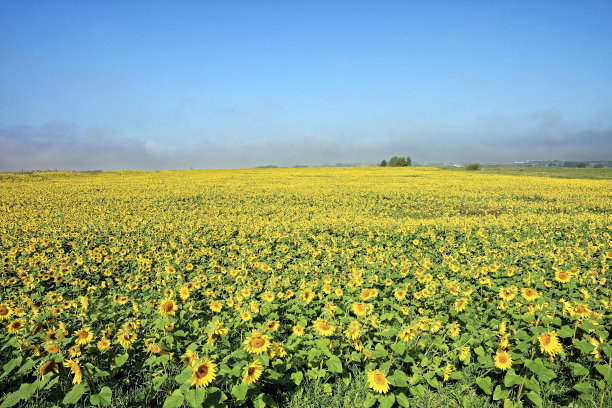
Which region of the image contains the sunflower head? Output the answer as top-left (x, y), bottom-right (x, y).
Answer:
top-left (242, 360), bottom-right (263, 385)
top-left (191, 359), bottom-right (217, 388)
top-left (244, 330), bottom-right (271, 354)
top-left (367, 369), bottom-right (390, 394)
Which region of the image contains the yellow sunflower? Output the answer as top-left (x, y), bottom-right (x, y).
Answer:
top-left (539, 331), bottom-right (562, 358)
top-left (159, 298), bottom-right (177, 317)
top-left (7, 319), bottom-right (25, 334)
top-left (494, 351), bottom-right (513, 370)
top-left (0, 304), bottom-right (12, 320)
top-left (313, 318), bottom-right (335, 336)
top-left (555, 270), bottom-right (572, 283)
top-left (97, 338), bottom-right (111, 351)
top-left (454, 298), bottom-right (468, 312)
top-left (292, 325), bottom-right (305, 336)
top-left (521, 288), bottom-right (539, 302)
top-left (45, 344), bottom-right (61, 354)
top-left (74, 327), bottom-right (93, 345)
top-left (367, 369), bottom-right (390, 394)
top-left (244, 330), bottom-right (271, 354)
top-left (182, 349), bottom-right (199, 367)
top-left (63, 359), bottom-right (82, 384)
top-left (191, 359), bottom-right (216, 388)
top-left (39, 360), bottom-right (58, 380)
top-left (242, 360), bottom-right (263, 385)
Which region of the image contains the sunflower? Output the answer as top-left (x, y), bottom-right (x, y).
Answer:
top-left (117, 330), bottom-right (137, 348)
top-left (159, 298), bottom-right (177, 317)
top-left (7, 319), bottom-right (25, 334)
top-left (242, 360), bottom-right (263, 385)
top-left (263, 320), bottom-right (280, 331)
top-left (494, 351), bottom-right (513, 370)
top-left (313, 318), bottom-right (335, 336)
top-left (240, 310), bottom-right (251, 321)
top-left (521, 288), bottom-right (539, 302)
top-left (454, 298), bottom-right (467, 312)
top-left (344, 321), bottom-right (361, 340)
top-left (292, 325), bottom-right (305, 336)
top-left (0, 304), bottom-right (12, 320)
top-left (182, 349), bottom-right (199, 367)
top-left (573, 303), bottom-right (590, 318)
top-left (148, 344), bottom-right (163, 354)
top-left (39, 360), bottom-right (58, 380)
top-left (45, 344), bottom-right (61, 354)
top-left (443, 364), bottom-right (452, 381)
top-left (97, 338), bottom-right (111, 351)
top-left (367, 369), bottom-right (390, 394)
top-left (539, 331), bottom-right (562, 358)
top-left (63, 359), bottom-right (82, 384)
top-left (179, 286), bottom-right (190, 301)
top-left (459, 346), bottom-right (470, 361)
top-left (398, 326), bottom-right (418, 341)
top-left (191, 359), bottom-right (216, 388)
top-left (210, 301), bottom-right (222, 313)
top-left (74, 327), bottom-right (93, 345)
top-left (449, 323), bottom-right (461, 338)
top-left (244, 330), bottom-right (271, 354)
top-left (555, 270), bottom-right (572, 283)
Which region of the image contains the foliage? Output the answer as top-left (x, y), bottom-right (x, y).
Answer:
top-left (465, 163), bottom-right (481, 171)
top-left (0, 167), bottom-right (611, 408)
top-left (386, 156), bottom-right (411, 167)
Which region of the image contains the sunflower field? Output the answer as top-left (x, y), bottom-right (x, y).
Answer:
top-left (0, 167), bottom-right (611, 408)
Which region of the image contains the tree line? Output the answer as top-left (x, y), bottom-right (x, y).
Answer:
top-left (379, 156), bottom-right (411, 167)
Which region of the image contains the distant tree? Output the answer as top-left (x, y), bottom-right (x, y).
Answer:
top-left (388, 156), bottom-right (410, 167)
top-left (465, 163), bottom-right (481, 171)
top-left (577, 162), bottom-right (586, 168)
top-left (380, 159), bottom-right (387, 167)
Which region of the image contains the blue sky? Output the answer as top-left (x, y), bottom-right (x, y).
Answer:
top-left (1, 1), bottom-right (611, 170)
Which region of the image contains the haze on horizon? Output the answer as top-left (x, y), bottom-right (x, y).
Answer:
top-left (1, 1), bottom-right (611, 171)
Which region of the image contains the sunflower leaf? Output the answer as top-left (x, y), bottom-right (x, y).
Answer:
top-left (162, 389), bottom-right (184, 408)
top-left (62, 383), bottom-right (86, 405)
top-left (475, 376), bottom-right (492, 395)
top-left (326, 355), bottom-right (343, 373)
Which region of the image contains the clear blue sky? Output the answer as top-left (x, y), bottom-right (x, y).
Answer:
top-left (1, 1), bottom-right (611, 170)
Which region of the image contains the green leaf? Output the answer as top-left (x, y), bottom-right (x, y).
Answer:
top-left (152, 374), bottom-right (167, 391)
top-left (476, 376), bottom-right (492, 395)
top-left (426, 377), bottom-right (440, 389)
top-left (203, 388), bottom-right (228, 408)
top-left (231, 383), bottom-right (249, 401)
top-left (396, 392), bottom-right (410, 407)
top-left (162, 389), bottom-right (184, 408)
top-left (174, 367), bottom-right (192, 385)
top-left (0, 391), bottom-right (21, 408)
top-left (363, 392), bottom-right (377, 408)
top-left (185, 387), bottom-right (207, 408)
top-left (62, 383), bottom-right (86, 405)
top-left (410, 384), bottom-right (426, 398)
top-left (504, 369), bottom-right (523, 387)
top-left (114, 353), bottom-right (129, 368)
top-left (1, 356), bottom-right (22, 379)
top-left (291, 371), bottom-right (303, 386)
top-left (525, 359), bottom-right (557, 382)
top-left (557, 325), bottom-right (574, 338)
top-left (373, 344), bottom-right (388, 359)
top-left (527, 391), bottom-right (542, 408)
top-left (89, 386), bottom-right (112, 407)
top-left (474, 346), bottom-right (485, 356)
top-left (493, 385), bottom-right (510, 401)
top-left (574, 340), bottom-right (595, 354)
top-left (389, 370), bottom-right (409, 387)
top-left (326, 355), bottom-right (343, 373)
top-left (323, 383), bottom-right (333, 395)
top-left (570, 363), bottom-right (589, 376)
top-left (391, 342), bottom-right (406, 356)
top-left (524, 376), bottom-right (540, 393)
top-left (574, 381), bottom-right (593, 394)
top-left (377, 393), bottom-right (395, 408)
top-left (595, 365), bottom-right (612, 384)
